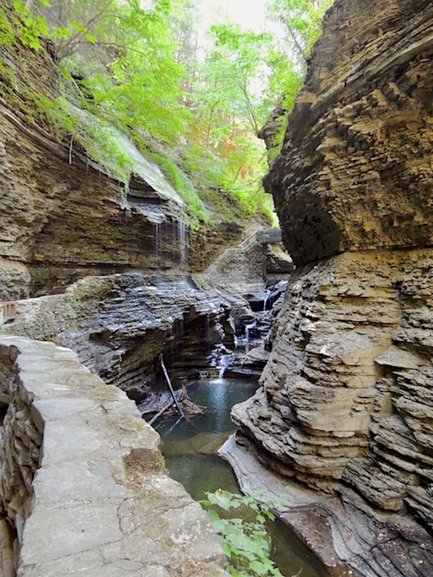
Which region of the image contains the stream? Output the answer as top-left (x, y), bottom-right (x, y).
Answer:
top-left (157, 376), bottom-right (328, 577)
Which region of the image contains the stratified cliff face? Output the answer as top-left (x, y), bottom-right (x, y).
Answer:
top-left (228, 1), bottom-right (433, 576)
top-left (0, 38), bottom-right (244, 300)
top-left (234, 249), bottom-right (433, 498)
top-left (265, 0), bottom-right (433, 265)
top-left (0, 105), bottom-right (185, 298)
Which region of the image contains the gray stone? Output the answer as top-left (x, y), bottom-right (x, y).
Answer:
top-left (0, 337), bottom-right (229, 577)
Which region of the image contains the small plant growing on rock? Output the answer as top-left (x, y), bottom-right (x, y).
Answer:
top-left (201, 490), bottom-right (284, 577)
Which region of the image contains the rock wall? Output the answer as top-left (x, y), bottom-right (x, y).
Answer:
top-left (0, 336), bottom-right (228, 577)
top-left (0, 39), bottom-right (186, 299)
top-left (0, 34), bottom-right (246, 300)
top-left (0, 273), bottom-right (233, 401)
top-left (265, 0), bottom-right (433, 265)
top-left (227, 1), bottom-right (433, 576)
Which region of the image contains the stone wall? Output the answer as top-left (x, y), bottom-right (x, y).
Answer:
top-left (226, 1), bottom-right (433, 576)
top-left (0, 336), bottom-right (228, 577)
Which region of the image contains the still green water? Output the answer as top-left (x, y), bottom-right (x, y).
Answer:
top-left (157, 377), bottom-right (327, 577)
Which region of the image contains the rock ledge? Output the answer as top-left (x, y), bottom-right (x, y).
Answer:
top-left (0, 336), bottom-right (228, 577)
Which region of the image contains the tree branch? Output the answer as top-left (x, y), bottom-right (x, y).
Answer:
top-left (280, 15), bottom-right (308, 65)
top-left (56, 0), bottom-right (115, 60)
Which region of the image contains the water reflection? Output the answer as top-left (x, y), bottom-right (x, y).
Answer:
top-left (157, 377), bottom-right (328, 577)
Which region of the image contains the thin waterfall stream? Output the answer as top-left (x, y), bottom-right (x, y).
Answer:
top-left (157, 376), bottom-right (329, 577)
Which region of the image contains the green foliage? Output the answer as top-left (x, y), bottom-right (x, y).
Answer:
top-left (0, 11), bottom-right (14, 46)
top-left (202, 490), bottom-right (283, 577)
top-left (144, 149), bottom-right (210, 225)
top-left (3, 0), bottom-right (332, 226)
top-left (268, 0), bottom-right (333, 65)
top-left (7, 0), bottom-right (50, 50)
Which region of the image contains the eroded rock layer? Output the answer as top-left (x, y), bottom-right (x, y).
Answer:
top-left (230, 249), bottom-right (433, 576)
top-left (0, 273), bottom-right (232, 401)
top-left (232, 1), bottom-right (433, 575)
top-left (233, 249), bottom-right (433, 501)
top-left (0, 36), bottom-right (246, 299)
top-left (0, 34), bottom-right (186, 298)
top-left (265, 0), bottom-right (433, 265)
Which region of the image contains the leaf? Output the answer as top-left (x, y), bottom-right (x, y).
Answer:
top-left (70, 20), bottom-right (86, 34)
top-left (207, 490), bottom-right (235, 511)
top-left (84, 32), bottom-right (97, 43)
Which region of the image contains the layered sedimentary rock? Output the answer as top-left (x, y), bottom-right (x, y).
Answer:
top-left (0, 273), bottom-right (233, 401)
top-left (0, 40), bottom-right (186, 298)
top-left (0, 35), bottom-right (246, 300)
top-left (228, 1), bottom-right (433, 576)
top-left (265, 0), bottom-right (433, 265)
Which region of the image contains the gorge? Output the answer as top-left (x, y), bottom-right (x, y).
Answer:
top-left (1, 1), bottom-right (433, 577)
top-left (222, 1), bottom-right (433, 576)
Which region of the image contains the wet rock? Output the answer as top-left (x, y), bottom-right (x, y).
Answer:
top-left (0, 36), bottom-right (247, 300)
top-left (221, 435), bottom-right (433, 577)
top-left (0, 273), bottom-right (234, 405)
top-left (229, 2), bottom-right (433, 574)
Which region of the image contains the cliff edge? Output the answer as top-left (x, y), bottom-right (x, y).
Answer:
top-left (226, 2), bottom-right (433, 576)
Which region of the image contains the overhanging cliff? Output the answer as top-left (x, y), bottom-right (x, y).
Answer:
top-left (0, 31), bottom-right (245, 300)
top-left (265, 0), bottom-right (433, 265)
top-left (226, 2), bottom-right (433, 576)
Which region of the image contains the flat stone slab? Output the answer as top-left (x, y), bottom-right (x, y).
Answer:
top-left (0, 336), bottom-right (228, 577)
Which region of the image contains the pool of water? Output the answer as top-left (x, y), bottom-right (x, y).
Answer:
top-left (157, 377), bottom-right (328, 577)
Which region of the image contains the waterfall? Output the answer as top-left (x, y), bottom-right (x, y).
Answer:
top-left (218, 354), bottom-right (231, 379)
top-left (178, 221), bottom-right (188, 268)
top-left (263, 289), bottom-right (271, 312)
top-left (244, 321), bottom-right (256, 354)
top-left (155, 222), bottom-right (160, 268)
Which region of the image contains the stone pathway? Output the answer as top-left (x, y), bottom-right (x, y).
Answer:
top-left (0, 336), bottom-right (228, 577)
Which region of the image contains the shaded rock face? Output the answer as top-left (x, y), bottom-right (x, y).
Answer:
top-left (0, 273), bottom-right (233, 403)
top-left (233, 250), bottom-right (433, 500)
top-left (265, 0), bottom-right (433, 266)
top-left (230, 1), bottom-right (433, 576)
top-left (0, 104), bottom-right (189, 299)
top-left (257, 102), bottom-right (286, 152)
top-left (188, 222), bottom-right (244, 273)
top-left (202, 228), bottom-right (291, 298)
top-left (0, 38), bottom-right (246, 300)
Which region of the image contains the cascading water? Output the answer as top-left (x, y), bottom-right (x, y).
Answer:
top-left (154, 221), bottom-right (160, 268)
top-left (263, 288), bottom-right (271, 312)
top-left (218, 354), bottom-right (232, 379)
top-left (178, 221), bottom-right (187, 268)
top-left (244, 321), bottom-right (256, 353)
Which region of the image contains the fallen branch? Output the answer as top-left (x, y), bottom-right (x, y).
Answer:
top-left (148, 399), bottom-right (174, 426)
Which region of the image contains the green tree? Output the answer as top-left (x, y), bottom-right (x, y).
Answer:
top-left (268, 0), bottom-right (333, 66)
top-left (3, 0), bottom-right (332, 225)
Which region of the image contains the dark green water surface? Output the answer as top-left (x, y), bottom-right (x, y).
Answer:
top-left (157, 377), bottom-right (328, 577)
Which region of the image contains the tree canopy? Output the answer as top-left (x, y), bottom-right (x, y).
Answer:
top-left (1, 0), bottom-right (333, 226)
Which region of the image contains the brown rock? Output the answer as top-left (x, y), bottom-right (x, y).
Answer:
top-left (265, 1), bottom-right (433, 265)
